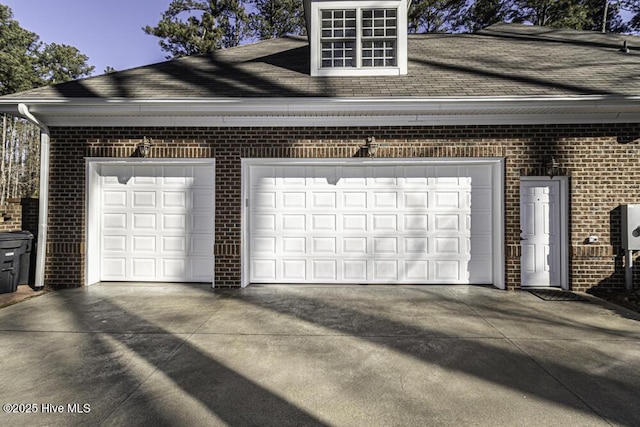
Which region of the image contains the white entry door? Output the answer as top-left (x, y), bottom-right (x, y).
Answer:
top-left (95, 162), bottom-right (215, 282)
top-left (520, 179), bottom-right (565, 287)
top-left (245, 160), bottom-right (502, 285)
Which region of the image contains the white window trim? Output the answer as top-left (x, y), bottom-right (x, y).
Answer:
top-left (310, 0), bottom-right (408, 77)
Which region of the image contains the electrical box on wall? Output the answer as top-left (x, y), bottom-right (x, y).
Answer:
top-left (621, 204), bottom-right (640, 250)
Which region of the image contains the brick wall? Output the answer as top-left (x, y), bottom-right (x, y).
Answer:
top-left (47, 124), bottom-right (640, 291)
top-left (0, 199), bottom-right (22, 232)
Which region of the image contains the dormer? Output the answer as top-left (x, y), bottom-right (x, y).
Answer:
top-left (304, 0), bottom-right (409, 77)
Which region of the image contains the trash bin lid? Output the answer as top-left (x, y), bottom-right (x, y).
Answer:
top-left (0, 231), bottom-right (33, 241)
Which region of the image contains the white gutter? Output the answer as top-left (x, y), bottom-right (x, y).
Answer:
top-left (17, 104), bottom-right (49, 290)
top-left (4, 95), bottom-right (640, 127)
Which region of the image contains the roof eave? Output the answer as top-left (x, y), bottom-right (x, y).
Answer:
top-left (1, 95), bottom-right (639, 127)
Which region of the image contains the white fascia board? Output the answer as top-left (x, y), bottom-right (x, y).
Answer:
top-left (2, 95), bottom-right (640, 126)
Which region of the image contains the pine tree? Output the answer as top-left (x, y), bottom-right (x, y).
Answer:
top-left (248, 0), bottom-right (305, 40)
top-left (0, 5), bottom-right (94, 202)
top-left (143, 0), bottom-right (250, 58)
top-left (408, 0), bottom-right (469, 33)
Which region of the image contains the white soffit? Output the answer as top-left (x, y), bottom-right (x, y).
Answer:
top-left (2, 96), bottom-right (640, 126)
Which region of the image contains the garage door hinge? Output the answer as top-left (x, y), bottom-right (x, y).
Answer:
top-left (245, 198), bottom-right (249, 208)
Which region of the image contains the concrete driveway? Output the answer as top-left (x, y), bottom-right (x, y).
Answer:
top-left (0, 284), bottom-right (639, 426)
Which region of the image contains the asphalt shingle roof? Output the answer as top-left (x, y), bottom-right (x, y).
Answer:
top-left (4, 23), bottom-right (640, 100)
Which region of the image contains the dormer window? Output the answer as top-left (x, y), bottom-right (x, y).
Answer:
top-left (308, 1), bottom-right (408, 77)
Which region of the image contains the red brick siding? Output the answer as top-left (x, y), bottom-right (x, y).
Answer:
top-left (0, 199), bottom-right (22, 232)
top-left (46, 124), bottom-right (640, 291)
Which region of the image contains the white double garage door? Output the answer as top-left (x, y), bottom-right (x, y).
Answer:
top-left (243, 159), bottom-right (503, 287)
top-left (87, 159), bottom-right (503, 287)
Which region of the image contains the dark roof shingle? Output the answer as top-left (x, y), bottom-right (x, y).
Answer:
top-left (3, 23), bottom-right (640, 100)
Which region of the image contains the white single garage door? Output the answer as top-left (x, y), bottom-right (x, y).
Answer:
top-left (244, 160), bottom-right (500, 285)
top-left (96, 162), bottom-right (215, 282)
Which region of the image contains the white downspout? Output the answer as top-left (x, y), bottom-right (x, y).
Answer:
top-left (17, 104), bottom-right (49, 289)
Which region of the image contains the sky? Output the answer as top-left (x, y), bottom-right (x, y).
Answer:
top-left (3, 0), bottom-right (174, 75)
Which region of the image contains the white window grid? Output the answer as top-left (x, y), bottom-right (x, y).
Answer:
top-left (319, 8), bottom-right (397, 69)
top-left (362, 40), bottom-right (396, 67)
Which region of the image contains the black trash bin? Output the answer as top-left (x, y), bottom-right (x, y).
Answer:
top-left (0, 231), bottom-right (34, 294)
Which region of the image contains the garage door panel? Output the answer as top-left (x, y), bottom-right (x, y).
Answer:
top-left (252, 259), bottom-right (276, 281)
top-left (434, 214), bottom-right (460, 231)
top-left (132, 258), bottom-right (156, 279)
top-left (312, 237), bottom-right (337, 254)
top-left (253, 237), bottom-right (276, 254)
top-left (191, 235), bottom-right (215, 255)
top-left (163, 259), bottom-right (186, 279)
top-left (282, 237), bottom-right (306, 254)
top-left (102, 258), bottom-right (127, 280)
top-left (132, 166), bottom-right (157, 185)
top-left (253, 214), bottom-right (276, 231)
top-left (133, 191), bottom-right (156, 208)
top-left (103, 191), bottom-right (127, 207)
top-left (404, 260), bottom-right (429, 281)
top-left (103, 213), bottom-right (127, 230)
top-left (190, 258), bottom-right (214, 281)
top-left (309, 167), bottom-right (337, 185)
top-left (404, 215), bottom-right (428, 231)
top-left (373, 192), bottom-right (397, 208)
top-left (248, 162), bottom-right (495, 284)
top-left (344, 260), bottom-right (367, 280)
top-left (404, 237), bottom-right (428, 254)
top-left (133, 235), bottom-right (156, 252)
top-left (97, 163), bottom-right (214, 282)
top-left (162, 166), bottom-right (192, 185)
top-left (435, 237), bottom-right (460, 254)
top-left (373, 214), bottom-right (398, 232)
top-left (434, 192), bottom-right (461, 209)
top-left (162, 236), bottom-right (186, 252)
top-left (133, 213), bottom-right (156, 230)
top-left (101, 165), bottom-right (133, 185)
top-left (435, 260), bottom-right (461, 281)
top-left (284, 260), bottom-right (307, 280)
top-left (373, 237), bottom-right (398, 254)
top-left (343, 192), bottom-right (367, 209)
top-left (312, 260), bottom-right (337, 281)
top-left (256, 191), bottom-right (277, 208)
top-left (374, 260), bottom-right (398, 281)
top-left (343, 237), bottom-right (367, 254)
top-left (191, 214), bottom-right (214, 233)
top-left (282, 214), bottom-right (306, 231)
top-left (102, 235), bottom-right (127, 252)
top-left (342, 167), bottom-right (367, 185)
top-left (282, 192), bottom-right (305, 209)
top-left (343, 215), bottom-right (367, 231)
top-left (163, 191), bottom-right (186, 208)
top-left (312, 192), bottom-right (337, 208)
top-left (192, 191), bottom-right (215, 209)
top-left (193, 166), bottom-right (215, 185)
top-left (163, 214), bottom-right (186, 230)
top-left (311, 215), bottom-right (336, 231)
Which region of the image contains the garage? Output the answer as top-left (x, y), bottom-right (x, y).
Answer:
top-left (86, 160), bottom-right (215, 284)
top-left (243, 159), bottom-right (503, 287)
